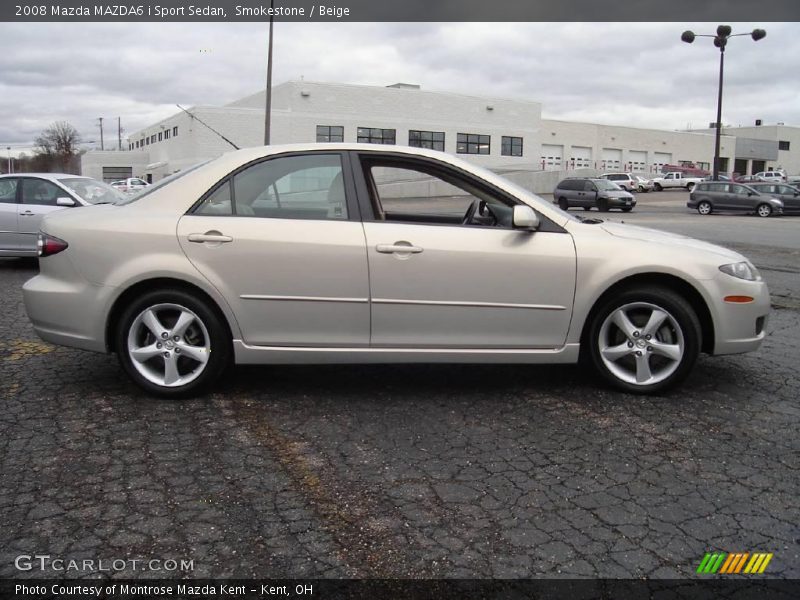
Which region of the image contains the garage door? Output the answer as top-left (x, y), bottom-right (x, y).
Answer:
top-left (601, 148), bottom-right (622, 171)
top-left (570, 146), bottom-right (592, 169)
top-left (652, 152), bottom-right (672, 174)
top-left (102, 166), bottom-right (132, 183)
top-left (628, 150), bottom-right (647, 173)
top-left (541, 144), bottom-right (563, 170)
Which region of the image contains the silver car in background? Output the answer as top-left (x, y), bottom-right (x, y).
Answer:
top-left (0, 173), bottom-right (124, 256)
top-left (23, 144), bottom-right (770, 398)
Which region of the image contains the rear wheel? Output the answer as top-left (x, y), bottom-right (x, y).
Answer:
top-left (115, 289), bottom-right (231, 398)
top-left (756, 203), bottom-right (773, 218)
top-left (686, 182), bottom-right (695, 191)
top-left (558, 197), bottom-right (569, 211)
top-left (697, 201), bottom-right (712, 215)
top-left (588, 286), bottom-right (701, 394)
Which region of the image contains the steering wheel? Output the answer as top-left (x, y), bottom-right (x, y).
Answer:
top-left (462, 199), bottom-right (498, 226)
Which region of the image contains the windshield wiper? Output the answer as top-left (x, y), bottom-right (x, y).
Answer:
top-left (577, 215), bottom-right (604, 224)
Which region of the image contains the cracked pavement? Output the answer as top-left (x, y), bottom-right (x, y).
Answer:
top-left (1, 196), bottom-right (798, 579)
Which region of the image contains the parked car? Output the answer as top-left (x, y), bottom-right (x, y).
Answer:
top-left (734, 174), bottom-right (762, 183)
top-left (754, 171), bottom-right (786, 182)
top-left (24, 144), bottom-right (770, 397)
top-left (688, 181), bottom-right (784, 217)
top-left (0, 173), bottom-right (124, 257)
top-left (553, 177), bottom-right (636, 211)
top-left (633, 175), bottom-right (655, 192)
top-left (651, 171), bottom-right (704, 191)
top-left (703, 174), bottom-right (731, 182)
top-left (111, 177), bottom-right (150, 194)
top-left (600, 173), bottom-right (638, 192)
top-left (745, 182), bottom-right (800, 213)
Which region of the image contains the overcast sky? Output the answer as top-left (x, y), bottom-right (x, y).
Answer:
top-left (1, 22), bottom-right (797, 154)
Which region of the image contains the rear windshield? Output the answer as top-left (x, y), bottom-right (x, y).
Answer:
top-left (58, 178), bottom-right (126, 205)
top-left (116, 160), bottom-right (212, 205)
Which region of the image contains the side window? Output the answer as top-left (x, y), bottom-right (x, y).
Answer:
top-left (583, 180), bottom-right (596, 192)
top-left (195, 180), bottom-right (233, 215)
top-left (364, 161), bottom-right (514, 228)
top-left (0, 178), bottom-right (18, 203)
top-left (730, 184), bottom-right (747, 194)
top-left (232, 154), bottom-right (347, 220)
top-left (21, 178), bottom-right (63, 206)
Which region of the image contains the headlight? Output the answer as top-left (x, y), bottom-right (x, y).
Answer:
top-left (719, 261), bottom-right (760, 281)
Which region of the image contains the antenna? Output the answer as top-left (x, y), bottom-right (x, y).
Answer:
top-left (175, 104), bottom-right (239, 150)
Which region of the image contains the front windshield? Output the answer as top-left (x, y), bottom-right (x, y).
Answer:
top-left (116, 160), bottom-right (213, 205)
top-left (58, 178), bottom-right (126, 205)
top-left (595, 179), bottom-right (622, 191)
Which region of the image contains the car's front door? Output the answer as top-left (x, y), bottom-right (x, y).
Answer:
top-left (0, 178), bottom-right (21, 254)
top-left (776, 184), bottom-right (800, 211)
top-left (18, 177), bottom-right (72, 252)
top-left (354, 154), bottom-right (576, 349)
top-left (177, 151), bottom-right (370, 347)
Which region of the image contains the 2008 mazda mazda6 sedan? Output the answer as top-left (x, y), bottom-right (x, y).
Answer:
top-left (23, 144), bottom-right (770, 397)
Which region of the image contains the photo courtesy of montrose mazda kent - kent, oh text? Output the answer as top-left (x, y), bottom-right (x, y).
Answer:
top-left (22, 144), bottom-right (770, 397)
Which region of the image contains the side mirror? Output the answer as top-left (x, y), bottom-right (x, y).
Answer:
top-left (56, 197), bottom-right (76, 207)
top-left (513, 205), bottom-right (539, 231)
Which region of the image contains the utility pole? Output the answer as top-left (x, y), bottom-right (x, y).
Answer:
top-left (263, 0), bottom-right (274, 145)
top-left (6, 147), bottom-right (12, 174)
top-left (118, 117), bottom-right (122, 151)
top-left (98, 117), bottom-right (104, 150)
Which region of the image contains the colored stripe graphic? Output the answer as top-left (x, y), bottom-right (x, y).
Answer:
top-left (733, 553), bottom-right (749, 573)
top-left (700, 552), bottom-right (774, 574)
top-left (720, 553), bottom-right (736, 573)
top-left (758, 554), bottom-right (773, 573)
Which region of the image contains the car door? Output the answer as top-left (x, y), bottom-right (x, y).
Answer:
top-left (581, 180), bottom-right (597, 207)
top-left (0, 178), bottom-right (21, 253)
top-left (177, 151), bottom-right (370, 347)
top-left (777, 184), bottom-right (800, 211)
top-left (354, 153), bottom-right (576, 349)
top-left (18, 177), bottom-right (73, 252)
top-left (727, 184), bottom-right (755, 212)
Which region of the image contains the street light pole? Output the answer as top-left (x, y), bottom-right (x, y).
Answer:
top-left (263, 0), bottom-right (274, 145)
top-left (681, 25), bottom-right (766, 180)
top-left (6, 146), bottom-right (12, 174)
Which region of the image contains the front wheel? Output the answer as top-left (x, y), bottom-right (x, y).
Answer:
top-left (558, 197), bottom-right (569, 211)
top-left (756, 203), bottom-right (773, 218)
top-left (597, 198), bottom-right (609, 212)
top-left (587, 287), bottom-right (701, 394)
top-left (621, 207), bottom-right (632, 212)
top-left (115, 289), bottom-right (231, 398)
top-left (654, 183), bottom-right (663, 191)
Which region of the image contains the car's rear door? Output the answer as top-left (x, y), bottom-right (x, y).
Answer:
top-left (17, 177), bottom-right (72, 252)
top-left (353, 152), bottom-right (576, 349)
top-left (0, 178), bottom-right (21, 254)
top-left (177, 151), bottom-right (370, 347)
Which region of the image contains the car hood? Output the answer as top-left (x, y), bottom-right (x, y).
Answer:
top-left (598, 221), bottom-right (744, 261)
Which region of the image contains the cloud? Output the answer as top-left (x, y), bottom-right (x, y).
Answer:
top-left (0, 21), bottom-right (796, 147)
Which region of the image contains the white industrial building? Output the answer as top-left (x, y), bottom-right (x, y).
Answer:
top-left (83, 80), bottom-right (795, 188)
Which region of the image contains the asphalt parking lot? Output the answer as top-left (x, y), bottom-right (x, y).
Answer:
top-left (1, 191), bottom-right (798, 579)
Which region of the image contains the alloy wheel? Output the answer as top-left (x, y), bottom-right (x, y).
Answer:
top-left (698, 201), bottom-right (712, 215)
top-left (757, 203), bottom-right (772, 218)
top-left (597, 302), bottom-right (685, 386)
top-left (126, 303), bottom-right (210, 387)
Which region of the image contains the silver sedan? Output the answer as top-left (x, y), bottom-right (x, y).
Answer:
top-left (0, 173), bottom-right (124, 257)
top-left (23, 144), bottom-right (771, 397)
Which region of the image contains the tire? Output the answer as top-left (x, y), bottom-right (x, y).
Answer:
top-left (597, 198), bottom-right (609, 212)
top-left (697, 201), bottom-right (712, 215)
top-left (115, 289), bottom-right (231, 398)
top-left (638, 185), bottom-right (645, 193)
top-left (686, 182), bottom-right (695, 191)
top-left (654, 183), bottom-right (663, 191)
top-left (621, 207), bottom-right (632, 212)
top-left (558, 197), bottom-right (569, 211)
top-left (756, 203), bottom-right (772, 218)
top-left (587, 286), bottom-right (701, 394)
top-left (583, 207), bottom-right (592, 211)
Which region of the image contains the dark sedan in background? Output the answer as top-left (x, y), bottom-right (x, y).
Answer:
top-left (745, 182), bottom-right (800, 213)
top-left (688, 181), bottom-right (784, 217)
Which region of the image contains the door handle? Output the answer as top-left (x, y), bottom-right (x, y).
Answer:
top-left (188, 232), bottom-right (233, 243)
top-left (376, 243), bottom-right (423, 254)
top-left (20, 211), bottom-right (35, 216)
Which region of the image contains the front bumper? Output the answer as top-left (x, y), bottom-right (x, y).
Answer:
top-left (707, 273), bottom-right (771, 355)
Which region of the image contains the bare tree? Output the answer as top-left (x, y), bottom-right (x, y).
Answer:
top-left (34, 121), bottom-right (81, 173)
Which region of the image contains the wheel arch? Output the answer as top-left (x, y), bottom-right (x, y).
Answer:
top-left (105, 277), bottom-right (235, 352)
top-left (579, 272), bottom-right (715, 356)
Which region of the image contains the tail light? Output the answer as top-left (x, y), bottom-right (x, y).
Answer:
top-left (38, 232), bottom-right (69, 257)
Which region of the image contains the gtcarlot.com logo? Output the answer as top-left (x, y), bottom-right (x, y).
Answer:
top-left (15, 554), bottom-right (194, 573)
top-left (696, 552), bottom-right (773, 574)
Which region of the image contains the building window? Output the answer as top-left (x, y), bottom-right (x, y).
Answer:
top-left (457, 133), bottom-right (490, 155)
top-left (164, 129), bottom-right (170, 140)
top-left (158, 132), bottom-right (163, 142)
top-left (316, 125), bottom-right (344, 143)
top-left (357, 127), bottom-right (396, 145)
top-left (408, 130), bottom-right (445, 151)
top-left (150, 134), bottom-right (156, 144)
top-left (134, 141), bottom-right (138, 149)
top-left (779, 140), bottom-right (790, 151)
top-left (145, 138), bottom-right (149, 146)
top-left (501, 136), bottom-right (523, 157)
top-left (173, 126), bottom-right (178, 136)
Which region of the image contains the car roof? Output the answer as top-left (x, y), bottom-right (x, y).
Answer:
top-left (0, 173), bottom-right (83, 180)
